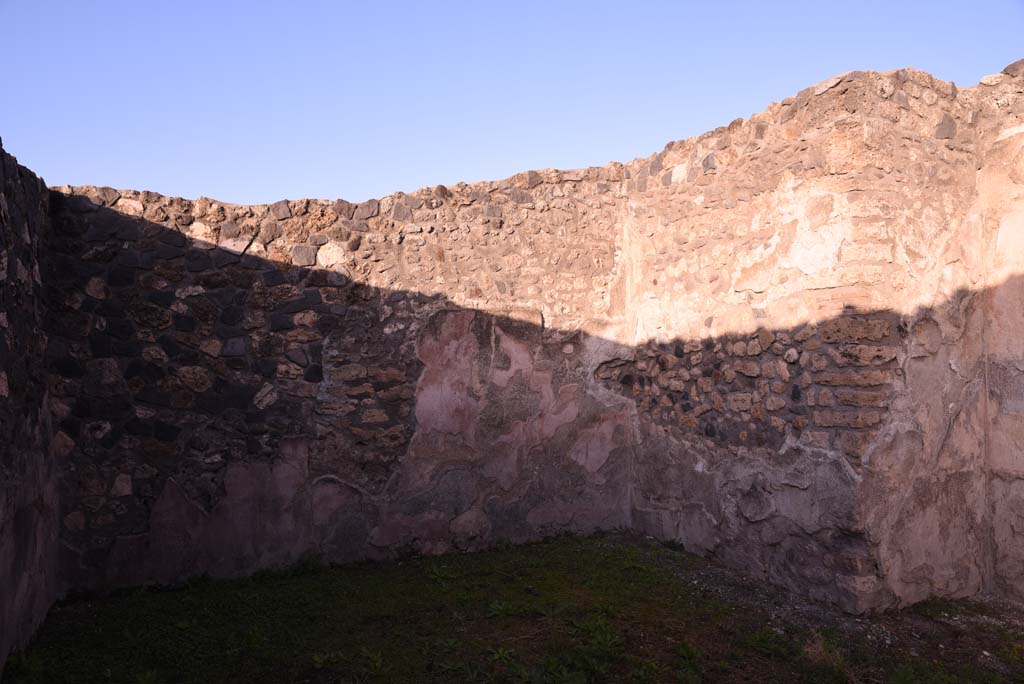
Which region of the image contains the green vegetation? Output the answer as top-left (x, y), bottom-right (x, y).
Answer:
top-left (4, 534), bottom-right (1021, 683)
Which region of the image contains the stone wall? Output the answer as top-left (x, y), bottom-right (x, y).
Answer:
top-left (0, 144), bottom-right (60, 666)
top-left (44, 189), bottom-right (633, 590)
top-left (3, 59), bottom-right (1024, 666)
top-left (617, 65), bottom-right (998, 610)
top-left (975, 61), bottom-right (1024, 601)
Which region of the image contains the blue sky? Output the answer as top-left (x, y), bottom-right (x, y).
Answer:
top-left (2, 1), bottom-right (1022, 204)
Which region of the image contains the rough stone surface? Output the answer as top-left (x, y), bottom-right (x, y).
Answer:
top-left (3, 61), bottom-right (1024, 668)
top-left (0, 141), bottom-right (59, 668)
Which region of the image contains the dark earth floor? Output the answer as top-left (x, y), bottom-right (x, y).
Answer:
top-left (4, 534), bottom-right (1023, 684)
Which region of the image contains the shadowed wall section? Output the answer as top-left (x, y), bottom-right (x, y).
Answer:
top-left (0, 147), bottom-right (60, 666)
top-left (2, 60), bottom-right (1024, 668)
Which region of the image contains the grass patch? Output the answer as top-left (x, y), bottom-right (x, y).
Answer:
top-left (3, 534), bottom-right (1022, 683)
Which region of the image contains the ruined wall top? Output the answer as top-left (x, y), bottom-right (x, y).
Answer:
top-left (51, 62), bottom-right (1024, 343)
